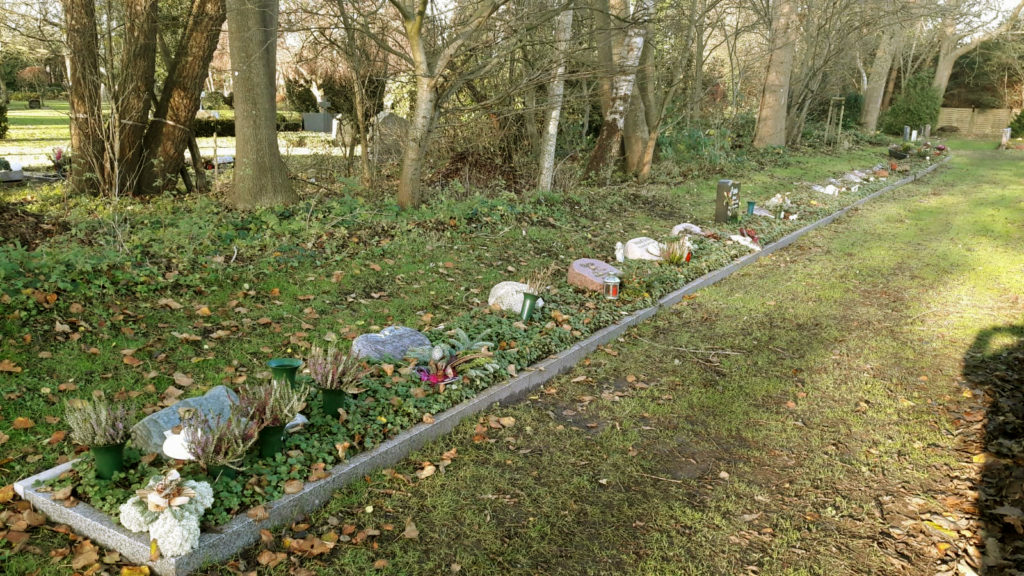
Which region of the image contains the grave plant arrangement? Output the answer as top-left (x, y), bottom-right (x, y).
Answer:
top-left (240, 379), bottom-right (310, 457)
top-left (65, 397), bottom-right (136, 479)
top-left (661, 237), bottom-right (693, 265)
top-left (118, 469), bottom-right (214, 558)
top-left (183, 407), bottom-right (260, 473)
top-left (407, 329), bottom-right (500, 387)
top-left (307, 345), bottom-right (378, 416)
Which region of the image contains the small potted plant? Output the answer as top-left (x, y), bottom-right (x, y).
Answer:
top-left (65, 398), bottom-right (135, 480)
top-left (661, 237), bottom-right (692, 265)
top-left (307, 345), bottom-right (377, 418)
top-left (521, 266), bottom-right (554, 321)
top-left (239, 379), bottom-right (309, 458)
top-left (408, 329), bottom-right (500, 388)
top-left (182, 408), bottom-right (259, 479)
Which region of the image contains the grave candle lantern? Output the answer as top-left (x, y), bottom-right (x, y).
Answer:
top-left (603, 275), bottom-right (620, 300)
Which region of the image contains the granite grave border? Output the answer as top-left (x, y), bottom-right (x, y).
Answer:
top-left (14, 156), bottom-right (949, 575)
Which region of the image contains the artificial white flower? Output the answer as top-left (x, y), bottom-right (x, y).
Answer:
top-left (149, 510), bottom-right (201, 558)
top-left (117, 471), bottom-right (213, 557)
top-left (118, 497), bottom-right (154, 532)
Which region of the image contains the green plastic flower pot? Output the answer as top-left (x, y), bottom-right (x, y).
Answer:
top-left (267, 358), bottom-right (303, 386)
top-left (520, 293), bottom-right (540, 321)
top-left (257, 425), bottom-right (286, 458)
top-left (321, 388), bottom-right (351, 418)
top-left (91, 443), bottom-right (125, 480)
top-left (747, 201), bottom-right (756, 215)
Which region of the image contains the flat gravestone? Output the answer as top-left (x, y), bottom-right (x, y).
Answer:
top-left (131, 386), bottom-right (238, 456)
top-left (715, 180), bottom-right (740, 223)
top-left (351, 326), bottom-right (430, 361)
top-left (568, 259), bottom-right (622, 292)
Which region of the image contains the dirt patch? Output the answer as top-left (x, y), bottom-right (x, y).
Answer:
top-left (0, 200), bottom-right (66, 249)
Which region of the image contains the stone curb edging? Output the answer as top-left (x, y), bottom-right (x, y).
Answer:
top-left (14, 156), bottom-right (950, 575)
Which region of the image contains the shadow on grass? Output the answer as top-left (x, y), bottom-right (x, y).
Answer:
top-left (962, 324), bottom-right (1024, 573)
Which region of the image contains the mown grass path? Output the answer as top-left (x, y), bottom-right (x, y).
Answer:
top-left (266, 146), bottom-right (1021, 576)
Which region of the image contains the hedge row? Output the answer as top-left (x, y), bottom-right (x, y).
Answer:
top-left (192, 114), bottom-right (302, 137)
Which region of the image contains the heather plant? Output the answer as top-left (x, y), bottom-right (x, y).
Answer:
top-left (183, 408), bottom-right (259, 471)
top-left (307, 345), bottom-right (376, 392)
top-left (239, 379), bottom-right (310, 428)
top-left (65, 398), bottom-right (135, 447)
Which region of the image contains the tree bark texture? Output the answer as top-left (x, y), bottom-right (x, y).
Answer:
top-left (931, 1), bottom-right (1024, 101)
top-left (861, 29), bottom-right (900, 132)
top-left (64, 0), bottom-right (104, 195)
top-left (116, 0), bottom-right (158, 195)
top-left (537, 7), bottom-right (574, 192)
top-left (585, 0), bottom-right (652, 178)
top-left (225, 0), bottom-right (296, 208)
top-left (752, 0), bottom-right (798, 148)
top-left (141, 0), bottom-right (226, 194)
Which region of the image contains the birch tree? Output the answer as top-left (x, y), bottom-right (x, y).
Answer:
top-left (584, 0), bottom-right (653, 177)
top-left (537, 4), bottom-right (573, 192)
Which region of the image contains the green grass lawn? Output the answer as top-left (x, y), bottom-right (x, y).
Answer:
top-left (263, 146), bottom-right (1019, 576)
top-left (3, 127), bottom-right (1015, 574)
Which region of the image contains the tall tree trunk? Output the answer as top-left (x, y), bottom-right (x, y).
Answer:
top-left (140, 0), bottom-right (226, 194)
top-left (336, 0), bottom-right (374, 187)
top-left (225, 0), bottom-right (296, 208)
top-left (932, 1), bottom-right (1024, 101)
top-left (398, 63), bottom-right (437, 209)
top-left (585, 0), bottom-right (652, 178)
top-left (116, 0), bottom-right (158, 196)
top-left (538, 6), bottom-right (574, 192)
top-left (63, 0), bottom-right (104, 195)
top-left (861, 28), bottom-right (900, 131)
top-left (752, 0), bottom-right (798, 148)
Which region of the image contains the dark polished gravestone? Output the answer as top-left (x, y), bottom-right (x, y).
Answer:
top-left (715, 179), bottom-right (740, 224)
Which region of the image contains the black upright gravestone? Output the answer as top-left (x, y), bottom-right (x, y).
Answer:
top-left (715, 179), bottom-right (740, 223)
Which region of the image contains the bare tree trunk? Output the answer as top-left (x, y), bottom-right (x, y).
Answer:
top-left (538, 6), bottom-right (574, 192)
top-left (335, 0), bottom-right (374, 187)
top-left (64, 0), bottom-right (104, 195)
top-left (117, 0), bottom-right (158, 195)
top-left (861, 28), bottom-right (900, 131)
top-left (585, 0), bottom-right (652, 178)
top-left (225, 0), bottom-right (296, 208)
top-left (390, 0), bottom-right (506, 209)
top-left (932, 1), bottom-right (1024, 101)
top-left (140, 0), bottom-right (226, 194)
top-left (187, 135), bottom-right (209, 193)
top-left (752, 0), bottom-right (798, 148)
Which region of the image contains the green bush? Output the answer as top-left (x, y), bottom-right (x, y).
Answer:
top-left (191, 114), bottom-right (302, 138)
top-left (843, 92), bottom-right (863, 128)
top-left (285, 78), bottom-right (318, 113)
top-left (201, 91), bottom-right (232, 110)
top-left (1009, 109), bottom-right (1024, 138)
top-left (0, 101), bottom-right (8, 139)
top-left (879, 74), bottom-right (941, 135)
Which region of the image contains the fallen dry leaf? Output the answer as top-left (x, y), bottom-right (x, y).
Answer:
top-left (12, 417), bottom-right (35, 430)
top-left (415, 463), bottom-right (436, 480)
top-left (120, 566), bottom-right (151, 576)
top-left (157, 298), bottom-right (183, 310)
top-left (373, 559), bottom-right (389, 569)
top-left (284, 479), bottom-right (304, 494)
top-left (403, 518), bottom-right (419, 539)
top-left (0, 431), bottom-right (9, 445)
top-left (288, 534), bottom-right (334, 557)
top-left (172, 372), bottom-right (194, 387)
top-left (256, 549), bottom-right (287, 568)
top-left (123, 356), bottom-right (143, 367)
top-left (196, 306), bottom-right (212, 316)
top-left (0, 359), bottom-right (22, 373)
top-left (0, 484), bottom-right (15, 503)
top-left (71, 539), bottom-right (100, 570)
top-left (48, 430), bottom-right (67, 445)
top-left (246, 505), bottom-right (269, 521)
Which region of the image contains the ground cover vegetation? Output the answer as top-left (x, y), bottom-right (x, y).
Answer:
top-left (2, 0), bottom-right (1023, 571)
top-left (2, 141), bottom-right (1015, 569)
